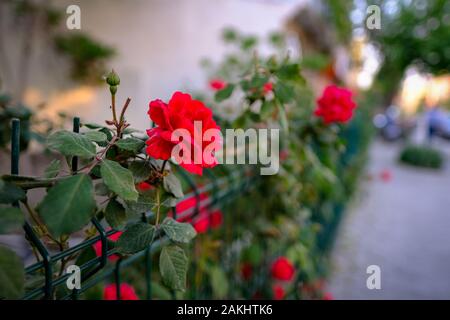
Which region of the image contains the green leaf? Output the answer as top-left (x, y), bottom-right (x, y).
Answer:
top-left (161, 217), bottom-right (196, 244)
top-left (124, 193), bottom-right (154, 216)
top-left (151, 281), bottom-right (172, 300)
top-left (47, 130), bottom-right (96, 158)
top-left (116, 222), bottom-right (155, 254)
top-left (94, 182), bottom-right (110, 196)
top-left (0, 206), bottom-right (24, 234)
top-left (274, 82), bottom-right (294, 104)
top-left (83, 131), bottom-right (107, 143)
top-left (0, 245), bottom-right (24, 299)
top-left (0, 180), bottom-right (26, 204)
top-left (116, 137), bottom-right (145, 153)
top-left (159, 245), bottom-right (188, 291)
top-left (163, 173), bottom-right (183, 198)
top-left (209, 266), bottom-right (229, 299)
top-left (44, 159), bottom-right (61, 178)
top-left (215, 84), bottom-right (235, 102)
top-left (105, 198), bottom-right (127, 230)
top-left (82, 123), bottom-right (105, 129)
top-left (36, 174), bottom-right (96, 237)
top-left (275, 63), bottom-right (302, 81)
top-left (277, 103), bottom-right (289, 134)
top-left (100, 160), bottom-right (138, 202)
top-left (129, 161), bottom-right (152, 183)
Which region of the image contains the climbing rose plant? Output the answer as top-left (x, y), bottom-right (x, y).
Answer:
top-left (0, 70), bottom-right (220, 298)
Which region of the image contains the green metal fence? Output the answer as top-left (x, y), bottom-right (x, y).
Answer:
top-left (8, 117), bottom-right (255, 300)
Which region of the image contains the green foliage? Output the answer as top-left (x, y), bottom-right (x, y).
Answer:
top-left (161, 218), bottom-right (197, 244)
top-left (47, 130), bottom-right (96, 158)
top-left (399, 145), bottom-right (443, 169)
top-left (116, 137), bottom-right (145, 152)
top-left (54, 33), bottom-right (115, 83)
top-left (159, 245), bottom-right (188, 291)
top-left (0, 206), bottom-right (24, 234)
top-left (116, 222), bottom-right (156, 254)
top-left (43, 159), bottom-right (61, 178)
top-left (37, 174), bottom-right (96, 237)
top-left (163, 173), bottom-right (184, 199)
top-left (104, 198), bottom-right (127, 230)
top-left (100, 160), bottom-right (139, 202)
top-left (0, 180), bottom-right (26, 204)
top-left (0, 246), bottom-right (24, 299)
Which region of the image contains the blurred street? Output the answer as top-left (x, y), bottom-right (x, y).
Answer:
top-left (328, 139), bottom-right (450, 299)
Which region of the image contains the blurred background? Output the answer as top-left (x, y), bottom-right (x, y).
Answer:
top-left (1, 0), bottom-right (450, 299)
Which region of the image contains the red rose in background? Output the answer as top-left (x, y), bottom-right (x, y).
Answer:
top-left (271, 257), bottom-right (295, 281)
top-left (171, 192), bottom-right (224, 234)
top-left (103, 283), bottom-right (139, 300)
top-left (323, 292), bottom-right (334, 300)
top-left (380, 169), bottom-right (392, 182)
top-left (314, 85), bottom-right (356, 124)
top-left (192, 210), bottom-right (223, 233)
top-left (209, 79), bottom-right (227, 91)
top-left (263, 82), bottom-right (273, 94)
top-left (241, 263), bottom-right (253, 280)
top-left (272, 284), bottom-right (285, 300)
top-left (93, 231), bottom-right (122, 262)
top-left (137, 181), bottom-right (153, 192)
top-left (146, 92), bottom-right (221, 175)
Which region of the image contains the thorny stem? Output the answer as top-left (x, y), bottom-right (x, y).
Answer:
top-left (119, 98), bottom-right (131, 126)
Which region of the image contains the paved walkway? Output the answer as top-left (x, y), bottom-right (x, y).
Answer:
top-left (327, 139), bottom-right (450, 299)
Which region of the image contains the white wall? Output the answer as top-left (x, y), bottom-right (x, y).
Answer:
top-left (11, 0), bottom-right (306, 130)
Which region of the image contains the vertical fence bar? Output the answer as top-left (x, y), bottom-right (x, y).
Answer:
top-left (72, 117), bottom-right (80, 173)
top-left (11, 119), bottom-right (20, 176)
top-left (12, 119), bottom-right (53, 299)
top-left (141, 213), bottom-right (152, 300)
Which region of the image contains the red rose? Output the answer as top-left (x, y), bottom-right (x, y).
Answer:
top-left (323, 292), bottom-right (334, 300)
top-left (314, 85), bottom-right (356, 124)
top-left (136, 181), bottom-right (153, 192)
top-left (93, 231), bottom-right (122, 262)
top-left (103, 283), bottom-right (139, 300)
top-left (263, 82), bottom-right (273, 94)
top-left (210, 210), bottom-right (223, 228)
top-left (380, 169), bottom-right (392, 182)
top-left (192, 210), bottom-right (223, 233)
top-left (209, 79), bottom-right (227, 91)
top-left (146, 92), bottom-right (221, 175)
top-left (272, 284), bottom-right (285, 300)
top-left (240, 263), bottom-right (253, 280)
top-left (271, 257), bottom-right (295, 281)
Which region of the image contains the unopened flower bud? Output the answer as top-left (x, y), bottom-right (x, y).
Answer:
top-left (109, 85), bottom-right (117, 95)
top-left (106, 70), bottom-right (120, 86)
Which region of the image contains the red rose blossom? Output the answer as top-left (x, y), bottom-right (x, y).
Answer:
top-left (271, 257), bottom-right (295, 281)
top-left (263, 82), bottom-right (273, 94)
top-left (209, 79), bottom-right (227, 91)
top-left (241, 263), bottom-right (253, 280)
top-left (272, 284), bottom-right (285, 300)
top-left (146, 92), bottom-right (221, 175)
top-left (380, 169), bottom-right (392, 182)
top-left (103, 283), bottom-right (138, 300)
top-left (93, 231), bottom-right (122, 262)
top-left (323, 292), bottom-right (334, 300)
top-left (314, 85), bottom-right (356, 124)
top-left (137, 181), bottom-right (154, 192)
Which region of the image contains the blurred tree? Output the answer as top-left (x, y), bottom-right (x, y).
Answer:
top-left (0, 0), bottom-right (115, 100)
top-left (367, 0), bottom-right (450, 105)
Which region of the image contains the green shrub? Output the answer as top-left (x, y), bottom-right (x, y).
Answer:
top-left (399, 145), bottom-right (444, 169)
